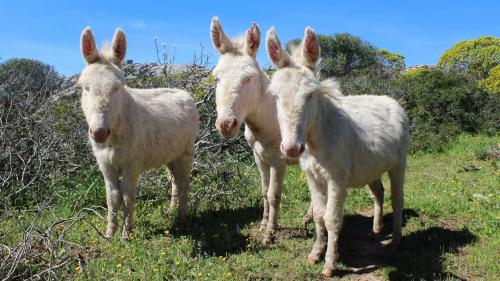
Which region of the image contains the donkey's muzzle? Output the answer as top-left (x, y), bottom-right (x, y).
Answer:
top-left (216, 117), bottom-right (238, 138)
top-left (280, 142), bottom-right (305, 158)
top-left (89, 127), bottom-right (111, 143)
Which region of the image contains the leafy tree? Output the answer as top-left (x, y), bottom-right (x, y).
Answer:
top-left (286, 33), bottom-right (404, 78)
top-left (286, 33), bottom-right (404, 97)
top-left (438, 36), bottom-right (500, 79)
top-left (478, 64), bottom-right (500, 94)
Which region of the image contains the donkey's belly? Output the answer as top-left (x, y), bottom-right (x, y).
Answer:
top-left (348, 158), bottom-right (392, 188)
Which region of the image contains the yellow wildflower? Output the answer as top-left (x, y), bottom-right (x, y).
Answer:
top-left (74, 266), bottom-right (81, 272)
top-left (175, 261), bottom-right (181, 266)
top-left (226, 271), bottom-right (233, 277)
top-left (116, 263), bottom-right (122, 269)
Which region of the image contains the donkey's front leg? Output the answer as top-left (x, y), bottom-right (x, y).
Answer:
top-left (262, 162), bottom-right (286, 244)
top-left (306, 171), bottom-right (327, 264)
top-left (121, 169), bottom-right (139, 239)
top-left (322, 181), bottom-right (347, 277)
top-left (102, 168), bottom-right (121, 238)
top-left (254, 152), bottom-right (270, 231)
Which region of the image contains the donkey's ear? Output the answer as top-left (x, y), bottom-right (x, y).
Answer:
top-left (211, 16), bottom-right (233, 54)
top-left (81, 27), bottom-right (99, 64)
top-left (301, 27), bottom-right (320, 69)
top-left (266, 27), bottom-right (291, 69)
top-left (244, 22), bottom-right (260, 57)
top-left (111, 28), bottom-right (127, 65)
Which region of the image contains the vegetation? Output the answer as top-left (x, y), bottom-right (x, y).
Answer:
top-left (0, 32), bottom-right (499, 280)
top-left (396, 68), bottom-right (499, 152)
top-left (479, 64), bottom-right (500, 94)
top-left (1, 135), bottom-right (498, 280)
top-left (438, 36), bottom-right (500, 80)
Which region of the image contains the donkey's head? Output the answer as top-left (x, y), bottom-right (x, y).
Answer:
top-left (78, 27), bottom-right (127, 144)
top-left (266, 27), bottom-right (321, 158)
top-left (211, 17), bottom-right (264, 138)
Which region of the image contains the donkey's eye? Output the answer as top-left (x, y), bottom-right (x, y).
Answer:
top-left (111, 85), bottom-right (120, 92)
top-left (243, 77), bottom-right (251, 84)
top-left (84, 85), bottom-right (90, 91)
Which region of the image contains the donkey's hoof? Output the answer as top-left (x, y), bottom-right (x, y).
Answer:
top-left (121, 231), bottom-right (131, 240)
top-left (301, 216), bottom-right (313, 226)
top-left (321, 266), bottom-right (334, 277)
top-left (105, 230), bottom-right (114, 239)
top-left (368, 231), bottom-right (383, 241)
top-left (307, 257), bottom-right (319, 265)
top-left (261, 231), bottom-right (276, 245)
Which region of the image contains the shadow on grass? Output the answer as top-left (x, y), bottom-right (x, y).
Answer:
top-left (168, 206), bottom-right (263, 256)
top-left (333, 209), bottom-right (476, 280)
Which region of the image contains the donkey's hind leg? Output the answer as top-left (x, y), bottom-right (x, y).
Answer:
top-left (368, 179), bottom-right (384, 239)
top-left (388, 164), bottom-right (405, 247)
top-left (168, 150), bottom-right (194, 218)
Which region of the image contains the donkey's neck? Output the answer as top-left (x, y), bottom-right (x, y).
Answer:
top-left (109, 88), bottom-right (132, 144)
top-left (307, 94), bottom-right (344, 149)
top-left (244, 69), bottom-right (279, 138)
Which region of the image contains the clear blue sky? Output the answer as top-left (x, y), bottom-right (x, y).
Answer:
top-left (1, 1), bottom-right (498, 75)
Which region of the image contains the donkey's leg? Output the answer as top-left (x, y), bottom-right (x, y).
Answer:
top-left (168, 151), bottom-right (193, 218)
top-left (254, 152), bottom-right (271, 231)
top-left (388, 164), bottom-right (405, 247)
top-left (322, 181), bottom-right (347, 277)
top-left (121, 168), bottom-right (139, 239)
top-left (102, 167), bottom-right (121, 238)
top-left (368, 179), bottom-right (384, 239)
top-left (263, 161), bottom-right (286, 244)
top-left (302, 202), bottom-right (314, 226)
top-left (306, 172), bottom-right (327, 264)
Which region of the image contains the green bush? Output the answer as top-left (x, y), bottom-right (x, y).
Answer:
top-left (396, 69), bottom-right (498, 152)
top-left (0, 58), bottom-right (93, 209)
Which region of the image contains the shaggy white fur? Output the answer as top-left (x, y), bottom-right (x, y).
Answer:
top-left (79, 27), bottom-right (199, 239)
top-left (267, 27), bottom-right (409, 277)
top-left (210, 17), bottom-right (317, 243)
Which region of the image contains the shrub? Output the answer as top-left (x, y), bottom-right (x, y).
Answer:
top-left (0, 59), bottom-right (95, 209)
top-left (396, 69), bottom-right (498, 152)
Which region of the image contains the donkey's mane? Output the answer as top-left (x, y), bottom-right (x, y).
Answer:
top-left (100, 42), bottom-right (124, 65)
top-left (319, 78), bottom-right (343, 99)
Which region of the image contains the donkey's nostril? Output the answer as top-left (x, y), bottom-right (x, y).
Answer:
top-left (281, 143), bottom-right (305, 158)
top-left (228, 119), bottom-right (237, 130)
top-left (89, 127), bottom-right (110, 143)
top-left (299, 144), bottom-right (305, 153)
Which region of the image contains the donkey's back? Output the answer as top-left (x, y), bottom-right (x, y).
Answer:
top-left (126, 87), bottom-right (199, 170)
top-left (328, 94), bottom-right (409, 187)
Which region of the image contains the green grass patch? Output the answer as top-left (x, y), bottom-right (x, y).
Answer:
top-left (1, 134), bottom-right (498, 280)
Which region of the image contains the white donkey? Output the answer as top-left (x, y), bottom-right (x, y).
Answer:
top-left (266, 27), bottom-right (409, 277)
top-left (210, 17), bottom-right (316, 243)
top-left (78, 27), bottom-right (199, 239)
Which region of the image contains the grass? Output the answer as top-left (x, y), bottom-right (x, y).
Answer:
top-left (1, 134), bottom-right (499, 280)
